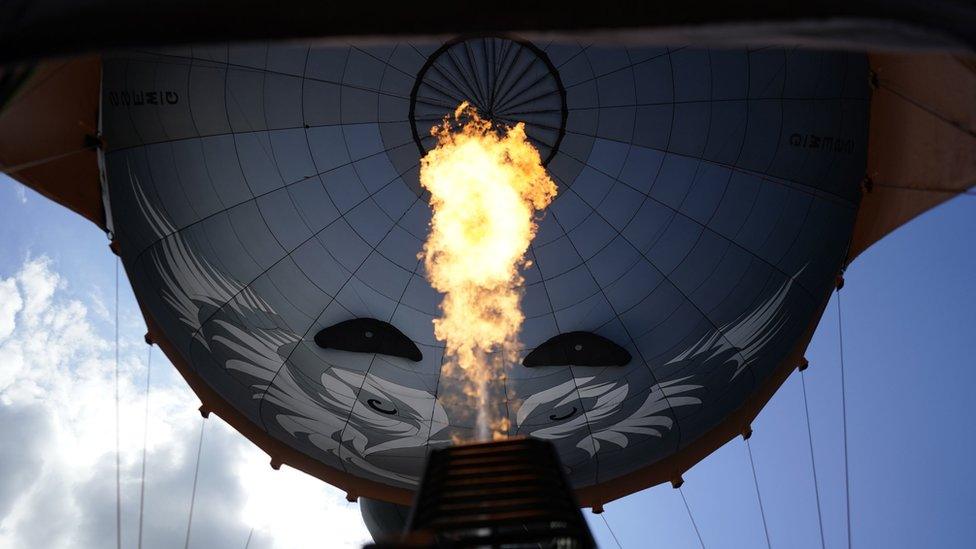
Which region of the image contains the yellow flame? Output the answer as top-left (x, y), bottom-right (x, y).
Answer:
top-left (420, 102), bottom-right (557, 441)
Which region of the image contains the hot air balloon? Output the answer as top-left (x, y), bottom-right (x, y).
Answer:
top-left (1, 1), bottom-right (973, 544)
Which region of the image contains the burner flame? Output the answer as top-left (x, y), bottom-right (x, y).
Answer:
top-left (420, 102), bottom-right (557, 441)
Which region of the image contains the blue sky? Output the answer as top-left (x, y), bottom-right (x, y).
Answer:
top-left (1, 174), bottom-right (973, 548)
top-left (586, 193), bottom-right (976, 548)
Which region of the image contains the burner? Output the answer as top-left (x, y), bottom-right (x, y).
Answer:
top-left (409, 35), bottom-right (567, 165)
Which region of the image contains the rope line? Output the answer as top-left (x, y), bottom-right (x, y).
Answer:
top-left (137, 346), bottom-right (153, 549)
top-left (678, 486), bottom-right (706, 549)
top-left (745, 439), bottom-right (772, 549)
top-left (838, 292), bottom-right (853, 549)
top-left (114, 256), bottom-right (122, 549)
top-left (601, 513), bottom-right (623, 549)
top-left (800, 370), bottom-right (827, 549)
top-left (0, 146), bottom-right (96, 175)
top-left (876, 82), bottom-right (976, 140)
top-left (244, 528), bottom-right (254, 549)
top-left (871, 181), bottom-right (976, 196)
top-left (184, 418), bottom-right (207, 549)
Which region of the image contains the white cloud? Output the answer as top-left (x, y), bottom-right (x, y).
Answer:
top-left (86, 287), bottom-right (111, 323)
top-left (237, 450), bottom-right (367, 548)
top-left (0, 256), bottom-right (371, 548)
top-left (0, 277), bottom-right (21, 340)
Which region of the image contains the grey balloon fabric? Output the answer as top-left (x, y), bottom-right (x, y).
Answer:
top-left (359, 497), bottom-right (410, 542)
top-left (101, 39), bottom-right (868, 494)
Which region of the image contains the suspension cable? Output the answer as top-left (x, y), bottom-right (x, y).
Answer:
top-left (0, 146), bottom-right (96, 175)
top-left (876, 81), bottom-right (976, 140)
top-left (678, 486), bottom-right (705, 549)
top-left (137, 346), bottom-right (153, 549)
top-left (870, 181), bottom-right (976, 196)
top-left (837, 292), bottom-right (853, 549)
top-left (600, 512), bottom-right (623, 549)
top-left (244, 527), bottom-right (254, 549)
top-left (745, 439), bottom-right (772, 549)
top-left (800, 370), bottom-right (827, 549)
top-left (114, 256), bottom-right (122, 549)
top-left (184, 417), bottom-right (207, 549)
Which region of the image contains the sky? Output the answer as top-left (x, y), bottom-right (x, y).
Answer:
top-left (0, 174), bottom-right (973, 549)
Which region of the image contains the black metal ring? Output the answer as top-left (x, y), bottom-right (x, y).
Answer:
top-left (408, 34), bottom-right (567, 166)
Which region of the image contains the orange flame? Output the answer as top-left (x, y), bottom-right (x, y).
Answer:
top-left (420, 102), bottom-right (557, 441)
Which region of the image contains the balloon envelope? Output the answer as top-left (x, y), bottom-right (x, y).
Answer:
top-left (100, 40), bottom-right (869, 503)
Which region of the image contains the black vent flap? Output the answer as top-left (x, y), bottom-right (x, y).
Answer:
top-left (315, 318), bottom-right (422, 362)
top-left (522, 331), bottom-right (630, 367)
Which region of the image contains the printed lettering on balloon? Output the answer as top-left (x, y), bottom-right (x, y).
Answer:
top-left (788, 133), bottom-right (855, 154)
top-left (107, 90), bottom-right (180, 107)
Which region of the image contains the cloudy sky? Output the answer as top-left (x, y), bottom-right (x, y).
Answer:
top-left (0, 177), bottom-right (370, 548)
top-left (1, 173), bottom-right (974, 549)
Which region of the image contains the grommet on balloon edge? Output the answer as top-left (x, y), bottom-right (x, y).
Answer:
top-left (861, 175), bottom-right (874, 194)
top-left (83, 132), bottom-right (105, 151)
